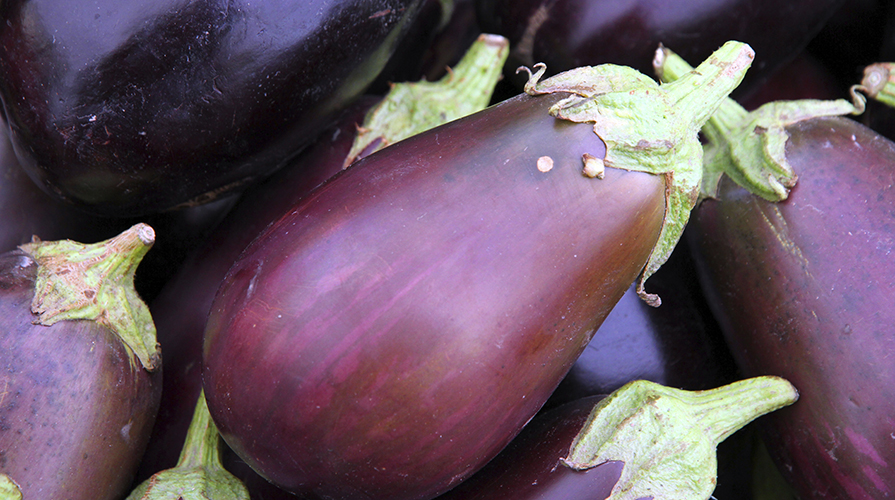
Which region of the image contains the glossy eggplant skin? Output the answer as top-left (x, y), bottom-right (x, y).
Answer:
top-left (0, 0), bottom-right (422, 216)
top-left (0, 128), bottom-right (235, 301)
top-left (476, 0), bottom-right (843, 95)
top-left (137, 98), bottom-right (377, 484)
top-left (0, 251), bottom-right (162, 500)
top-left (688, 116), bottom-right (895, 499)
top-left (436, 395), bottom-right (623, 500)
top-left (202, 91), bottom-right (666, 500)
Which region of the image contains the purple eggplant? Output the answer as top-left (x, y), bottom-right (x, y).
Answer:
top-left (201, 43), bottom-right (756, 499)
top-left (136, 37), bottom-right (510, 491)
top-left (0, 225), bottom-right (162, 500)
top-left (437, 377), bottom-right (796, 500)
top-left (688, 116), bottom-right (895, 500)
top-left (475, 0), bottom-right (844, 96)
top-left (0, 0), bottom-right (424, 216)
top-left (657, 49), bottom-right (895, 499)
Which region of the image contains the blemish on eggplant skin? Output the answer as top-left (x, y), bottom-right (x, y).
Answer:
top-left (537, 156), bottom-right (554, 172)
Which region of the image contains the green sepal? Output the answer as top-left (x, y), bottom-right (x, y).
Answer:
top-left (656, 46), bottom-right (866, 201)
top-left (860, 62), bottom-right (895, 109)
top-left (344, 33), bottom-right (509, 167)
top-left (0, 475), bottom-right (22, 500)
top-left (520, 40), bottom-right (755, 306)
top-left (562, 376), bottom-right (799, 500)
top-left (18, 223), bottom-right (160, 371)
top-left (126, 390), bottom-right (249, 500)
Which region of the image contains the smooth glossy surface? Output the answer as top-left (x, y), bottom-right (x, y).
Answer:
top-left (689, 116), bottom-right (895, 499)
top-left (477, 0), bottom-right (844, 95)
top-left (0, 0), bottom-right (422, 216)
top-left (203, 91), bottom-right (666, 500)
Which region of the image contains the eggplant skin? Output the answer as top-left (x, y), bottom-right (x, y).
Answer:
top-left (202, 91), bottom-right (666, 500)
top-left (137, 98), bottom-right (377, 485)
top-left (0, 0), bottom-right (422, 216)
top-left (0, 251), bottom-right (162, 500)
top-left (688, 116), bottom-right (895, 499)
top-left (476, 0), bottom-right (843, 95)
top-left (437, 395), bottom-right (623, 500)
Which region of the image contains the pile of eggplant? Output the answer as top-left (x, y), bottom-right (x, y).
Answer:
top-left (1, 1), bottom-right (893, 499)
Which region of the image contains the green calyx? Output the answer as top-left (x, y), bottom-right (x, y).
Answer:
top-left (655, 46), bottom-right (866, 201)
top-left (344, 33), bottom-right (509, 167)
top-left (860, 62), bottom-right (895, 108)
top-left (520, 40), bottom-right (755, 306)
top-left (0, 475), bottom-right (22, 500)
top-left (126, 390), bottom-right (249, 500)
top-left (19, 223), bottom-right (160, 372)
top-left (562, 376), bottom-right (799, 500)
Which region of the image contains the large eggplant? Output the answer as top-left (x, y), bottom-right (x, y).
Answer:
top-left (1, 125), bottom-right (238, 302)
top-left (656, 50), bottom-right (895, 499)
top-left (0, 0), bottom-right (424, 216)
top-left (137, 36), bottom-right (509, 488)
top-left (688, 116), bottom-right (895, 499)
top-left (0, 225), bottom-right (162, 500)
top-left (201, 43), bottom-right (755, 499)
top-left (475, 0), bottom-right (844, 95)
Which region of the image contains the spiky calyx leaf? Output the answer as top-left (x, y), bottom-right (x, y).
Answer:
top-left (562, 377), bottom-right (798, 500)
top-left (18, 223), bottom-right (160, 371)
top-left (0, 475), bottom-right (22, 500)
top-left (520, 40), bottom-right (754, 306)
top-left (344, 33), bottom-right (509, 167)
top-left (126, 391), bottom-right (249, 500)
top-left (655, 47), bottom-right (866, 201)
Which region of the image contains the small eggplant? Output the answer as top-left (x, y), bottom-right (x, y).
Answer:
top-left (437, 377), bottom-right (797, 500)
top-left (0, 225), bottom-right (162, 500)
top-left (137, 35), bottom-right (510, 488)
top-left (0, 0), bottom-right (424, 216)
top-left (202, 43), bottom-right (755, 499)
top-left (475, 0), bottom-right (844, 95)
top-left (658, 49), bottom-right (895, 499)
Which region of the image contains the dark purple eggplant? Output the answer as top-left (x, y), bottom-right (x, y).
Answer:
top-left (689, 116), bottom-right (895, 500)
top-left (0, 225), bottom-right (162, 500)
top-left (1, 125), bottom-right (237, 302)
top-left (437, 377), bottom-right (796, 500)
top-left (475, 0), bottom-right (844, 96)
top-left (0, 0), bottom-right (424, 217)
top-left (201, 43), bottom-right (755, 500)
top-left (136, 36), bottom-right (509, 490)
top-left (656, 49), bottom-right (895, 499)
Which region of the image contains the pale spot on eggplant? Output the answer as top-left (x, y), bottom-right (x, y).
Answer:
top-left (582, 153), bottom-right (604, 178)
top-left (536, 156), bottom-right (554, 172)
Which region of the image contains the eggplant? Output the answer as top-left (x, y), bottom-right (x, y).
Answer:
top-left (201, 43), bottom-right (755, 499)
top-left (438, 377), bottom-right (797, 500)
top-left (658, 50), bottom-right (895, 499)
top-left (0, 225), bottom-right (162, 500)
top-left (688, 116), bottom-right (895, 500)
top-left (546, 237), bottom-right (738, 408)
top-left (0, 0), bottom-right (424, 216)
top-left (475, 0), bottom-right (844, 96)
top-left (1, 125), bottom-right (237, 302)
top-left (137, 35), bottom-right (510, 488)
